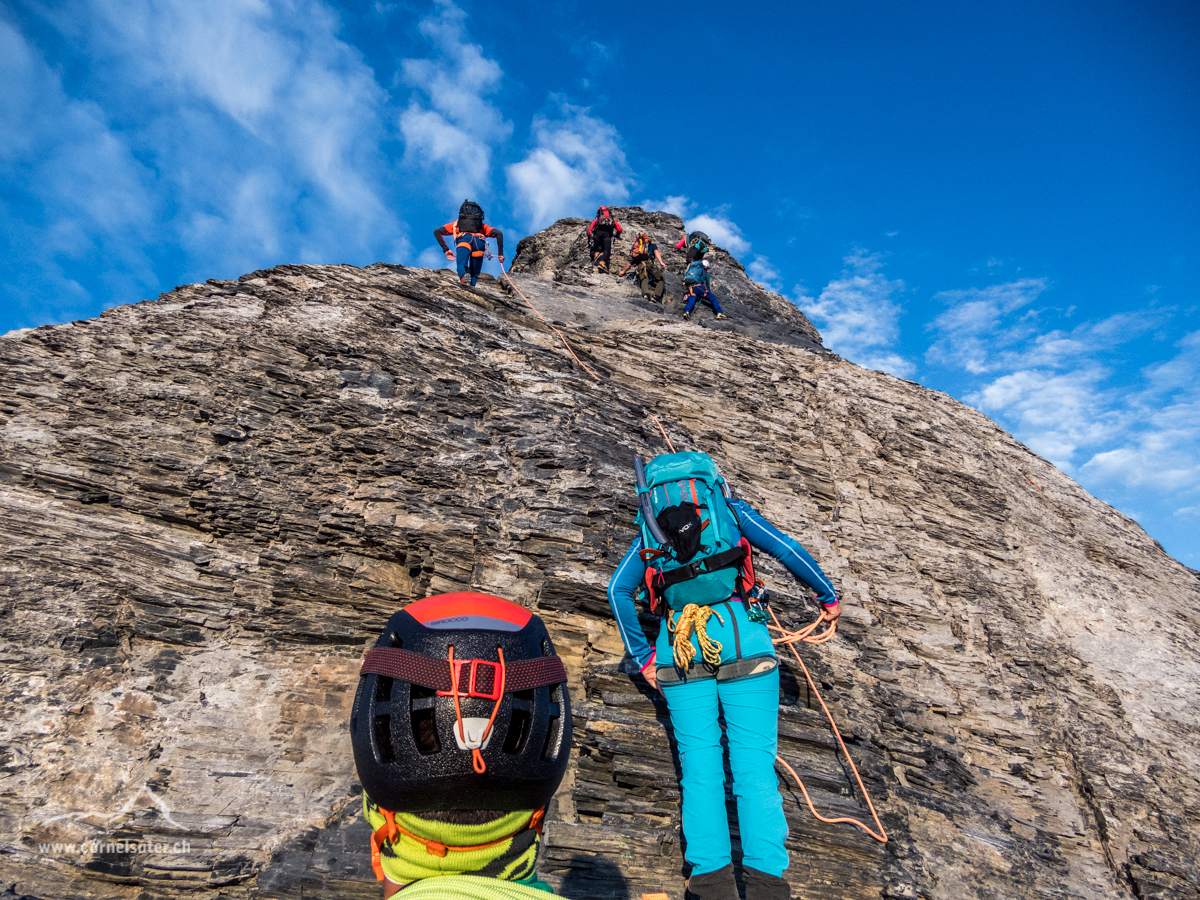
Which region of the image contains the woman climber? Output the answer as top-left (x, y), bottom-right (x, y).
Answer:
top-left (607, 452), bottom-right (840, 900)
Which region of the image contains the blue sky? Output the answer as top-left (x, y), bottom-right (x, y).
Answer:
top-left (3, 0), bottom-right (1198, 565)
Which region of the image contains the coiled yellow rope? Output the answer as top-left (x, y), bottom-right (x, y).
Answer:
top-left (667, 604), bottom-right (725, 670)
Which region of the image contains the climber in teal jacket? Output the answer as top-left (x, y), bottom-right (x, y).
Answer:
top-left (607, 498), bottom-right (839, 900)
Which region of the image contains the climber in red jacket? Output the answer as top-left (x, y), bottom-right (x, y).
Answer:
top-left (586, 206), bottom-right (622, 272)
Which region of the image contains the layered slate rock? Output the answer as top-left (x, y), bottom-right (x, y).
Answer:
top-left (1, 224), bottom-right (1198, 900)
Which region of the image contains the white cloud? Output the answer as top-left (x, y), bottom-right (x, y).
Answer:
top-left (4, 0), bottom-right (410, 328)
top-left (968, 367), bottom-right (1123, 469)
top-left (747, 256), bottom-right (782, 292)
top-left (0, 17), bottom-right (159, 323)
top-left (932, 280), bottom-right (1200, 510)
top-left (925, 279), bottom-right (1048, 373)
top-left (416, 245), bottom-right (452, 270)
top-left (506, 102), bottom-right (633, 229)
top-left (799, 249), bottom-right (912, 377)
top-left (686, 213), bottom-right (751, 257)
top-left (398, 0), bottom-right (511, 204)
top-left (642, 195), bottom-right (691, 218)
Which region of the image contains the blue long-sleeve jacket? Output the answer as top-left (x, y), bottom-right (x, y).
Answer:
top-left (606, 498), bottom-right (838, 670)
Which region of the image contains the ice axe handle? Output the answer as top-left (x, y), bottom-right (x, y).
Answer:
top-left (633, 456), bottom-right (669, 546)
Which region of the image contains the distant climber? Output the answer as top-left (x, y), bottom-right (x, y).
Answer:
top-left (682, 259), bottom-right (728, 321)
top-left (675, 230), bottom-right (712, 263)
top-left (351, 592), bottom-right (573, 898)
top-left (608, 453), bottom-right (841, 900)
top-left (587, 205), bottom-right (623, 272)
top-left (616, 233), bottom-right (668, 303)
top-left (435, 200), bottom-right (504, 287)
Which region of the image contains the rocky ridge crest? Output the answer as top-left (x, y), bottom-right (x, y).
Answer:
top-left (1, 217), bottom-right (1198, 900)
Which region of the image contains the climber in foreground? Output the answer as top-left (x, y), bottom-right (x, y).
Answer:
top-left (682, 259), bottom-right (728, 321)
top-left (586, 205), bottom-right (623, 272)
top-left (435, 200), bottom-right (504, 287)
top-left (351, 592), bottom-right (573, 898)
top-left (616, 233), bottom-right (668, 303)
top-left (675, 230), bottom-right (712, 263)
top-left (607, 453), bottom-right (840, 900)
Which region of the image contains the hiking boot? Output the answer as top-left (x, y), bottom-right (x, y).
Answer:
top-left (743, 866), bottom-right (790, 900)
top-left (459, 274), bottom-right (469, 285)
top-left (682, 311), bottom-right (691, 320)
top-left (685, 864), bottom-right (738, 900)
top-left (715, 313), bottom-right (728, 320)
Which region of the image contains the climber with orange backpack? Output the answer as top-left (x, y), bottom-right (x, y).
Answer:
top-left (586, 205), bottom-right (623, 272)
top-left (435, 200), bottom-right (505, 287)
top-left (351, 592), bottom-right (573, 898)
top-left (616, 233), bottom-right (668, 303)
top-left (607, 453), bottom-right (840, 900)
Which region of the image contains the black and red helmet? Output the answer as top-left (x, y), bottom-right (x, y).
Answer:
top-left (350, 593), bottom-right (572, 814)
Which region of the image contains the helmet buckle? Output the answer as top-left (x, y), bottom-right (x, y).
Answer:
top-left (439, 658), bottom-right (504, 701)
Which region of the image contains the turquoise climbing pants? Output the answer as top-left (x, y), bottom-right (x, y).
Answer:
top-left (657, 604), bottom-right (788, 877)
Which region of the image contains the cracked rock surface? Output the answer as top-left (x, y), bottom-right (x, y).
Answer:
top-left (1, 220), bottom-right (1198, 900)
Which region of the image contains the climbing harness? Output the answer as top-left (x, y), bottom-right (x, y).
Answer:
top-left (494, 257), bottom-right (888, 845)
top-left (668, 603), bottom-right (725, 670)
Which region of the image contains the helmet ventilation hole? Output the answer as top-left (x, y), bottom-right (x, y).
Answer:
top-left (411, 685), bottom-right (440, 755)
top-left (503, 690), bottom-right (534, 754)
top-left (541, 682), bottom-right (563, 761)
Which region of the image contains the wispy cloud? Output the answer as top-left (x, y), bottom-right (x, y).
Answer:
top-left (1, 17), bottom-right (158, 324)
top-left (506, 101), bottom-right (634, 229)
top-left (4, 0), bottom-right (409, 329)
top-left (925, 279), bottom-right (1048, 373)
top-left (747, 256), bottom-right (782, 292)
top-left (799, 248), bottom-right (912, 376)
top-left (1079, 332), bottom-right (1200, 491)
top-left (643, 195), bottom-right (691, 218)
top-left (968, 366), bottom-right (1122, 468)
top-left (398, 0), bottom-right (511, 204)
top-left (930, 277), bottom-right (1200, 512)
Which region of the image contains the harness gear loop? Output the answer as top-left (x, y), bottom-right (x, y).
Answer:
top-left (369, 806), bottom-right (547, 879)
top-left (668, 603), bottom-right (724, 670)
top-left (447, 644), bottom-right (507, 774)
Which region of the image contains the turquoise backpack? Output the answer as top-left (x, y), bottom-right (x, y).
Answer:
top-left (633, 452), bottom-right (755, 613)
top-left (683, 261), bottom-right (706, 286)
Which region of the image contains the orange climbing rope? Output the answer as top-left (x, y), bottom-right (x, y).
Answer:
top-left (500, 261), bottom-right (601, 382)
top-left (646, 412), bottom-right (676, 453)
top-left (499, 255), bottom-right (886, 843)
top-left (769, 606), bottom-right (889, 843)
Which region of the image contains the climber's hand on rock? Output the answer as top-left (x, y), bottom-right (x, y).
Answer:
top-left (822, 601), bottom-right (841, 621)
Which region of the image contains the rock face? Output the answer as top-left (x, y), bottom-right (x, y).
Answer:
top-left (1, 218), bottom-right (1198, 900)
top-left (508, 206), bottom-right (825, 352)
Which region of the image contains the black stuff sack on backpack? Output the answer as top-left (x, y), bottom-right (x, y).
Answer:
top-left (655, 502), bottom-right (704, 563)
top-left (457, 200), bottom-right (485, 234)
